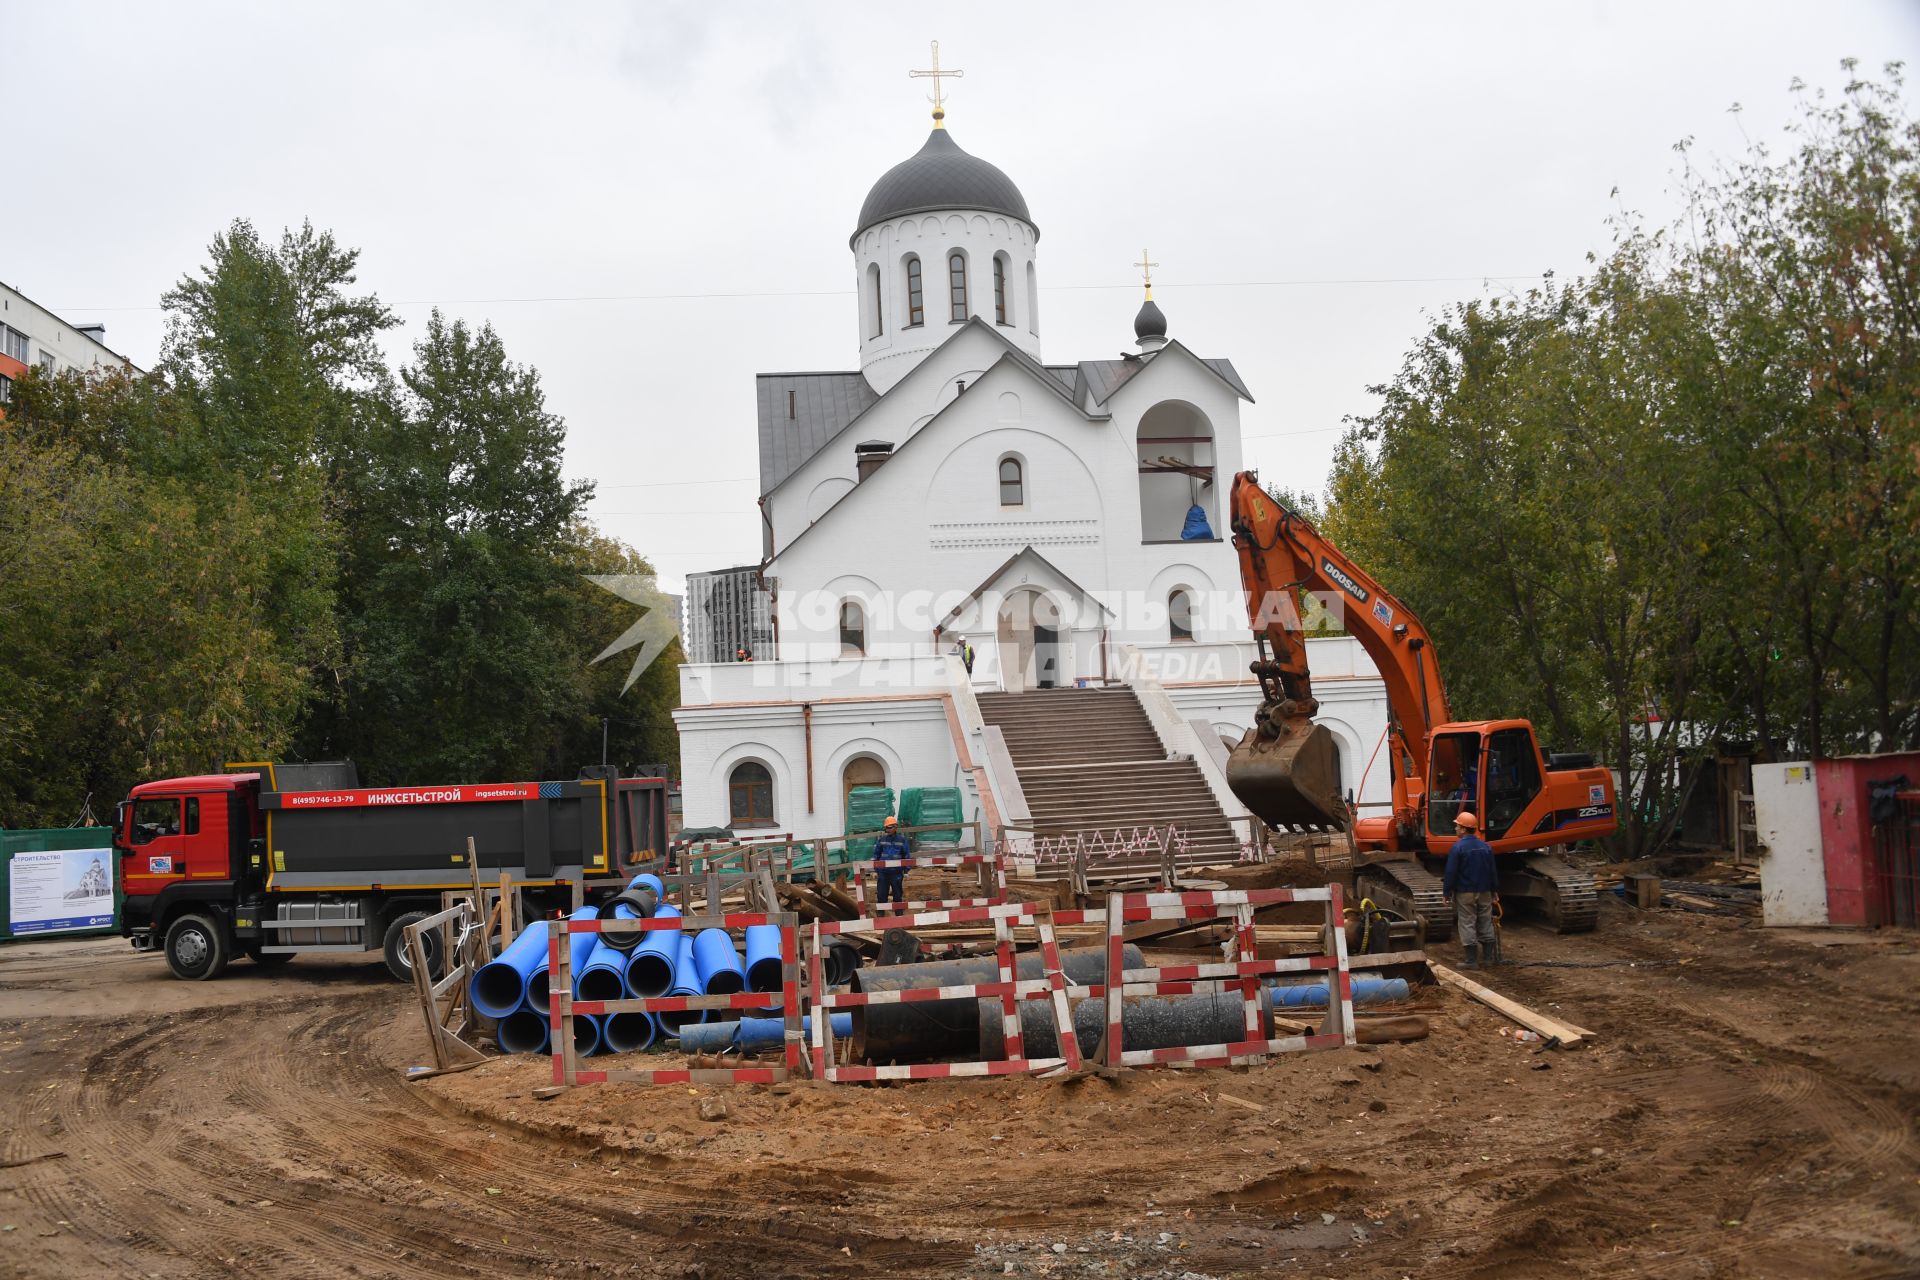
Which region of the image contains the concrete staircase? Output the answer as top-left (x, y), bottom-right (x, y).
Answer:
top-left (976, 686), bottom-right (1242, 867)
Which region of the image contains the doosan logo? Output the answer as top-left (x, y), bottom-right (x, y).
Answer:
top-left (1321, 558), bottom-right (1369, 603)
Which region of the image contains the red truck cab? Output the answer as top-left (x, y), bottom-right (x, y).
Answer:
top-left (116, 772), bottom-right (267, 976)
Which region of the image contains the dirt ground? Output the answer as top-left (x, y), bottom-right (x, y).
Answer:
top-left (2, 896), bottom-right (1917, 1280)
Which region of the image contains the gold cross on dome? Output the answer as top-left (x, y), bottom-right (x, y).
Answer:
top-left (909, 40), bottom-right (964, 127)
top-left (1137, 249), bottom-right (1159, 299)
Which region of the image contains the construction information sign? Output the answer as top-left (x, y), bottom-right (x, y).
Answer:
top-left (8, 848), bottom-right (115, 934)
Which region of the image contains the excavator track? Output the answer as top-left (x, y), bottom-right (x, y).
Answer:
top-left (1501, 853), bottom-right (1600, 934)
top-left (1353, 859), bottom-right (1451, 944)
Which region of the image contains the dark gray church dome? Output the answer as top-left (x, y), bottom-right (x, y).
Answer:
top-left (854, 128), bottom-right (1036, 245)
top-left (1134, 297), bottom-right (1168, 340)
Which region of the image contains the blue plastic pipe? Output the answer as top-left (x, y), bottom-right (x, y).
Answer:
top-left (528, 907), bottom-right (601, 1012)
top-left (578, 921), bottom-right (634, 1003)
top-left (677, 1013), bottom-right (850, 1054)
top-left (471, 920), bottom-right (555, 1019)
top-left (572, 1012), bottom-right (604, 1058)
top-left (744, 924), bottom-right (784, 992)
top-left (602, 1010), bottom-right (656, 1053)
top-left (657, 933), bottom-right (708, 1036)
top-left (626, 903), bottom-right (682, 997)
top-left (496, 1007), bottom-right (551, 1054)
top-left (1269, 977), bottom-right (1411, 1007)
top-left (693, 927), bottom-right (747, 995)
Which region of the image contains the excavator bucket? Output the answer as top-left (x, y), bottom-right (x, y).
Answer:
top-left (1226, 719), bottom-right (1348, 832)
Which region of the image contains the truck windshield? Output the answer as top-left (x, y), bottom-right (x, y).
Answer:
top-left (130, 798), bottom-right (180, 845)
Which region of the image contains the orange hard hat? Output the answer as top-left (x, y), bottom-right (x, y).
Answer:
top-left (883, 816), bottom-right (898, 828)
top-left (1453, 811), bottom-right (1479, 830)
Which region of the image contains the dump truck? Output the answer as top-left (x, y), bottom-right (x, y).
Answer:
top-left (114, 760), bottom-right (669, 981)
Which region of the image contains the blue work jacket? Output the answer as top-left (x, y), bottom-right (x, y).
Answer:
top-left (1443, 834), bottom-right (1499, 895)
top-left (873, 832), bottom-right (912, 866)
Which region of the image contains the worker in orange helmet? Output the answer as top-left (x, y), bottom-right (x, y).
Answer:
top-left (872, 815), bottom-right (912, 908)
top-left (1442, 811), bottom-right (1500, 967)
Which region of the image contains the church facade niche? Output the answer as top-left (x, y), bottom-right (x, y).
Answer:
top-left (1135, 399), bottom-right (1219, 544)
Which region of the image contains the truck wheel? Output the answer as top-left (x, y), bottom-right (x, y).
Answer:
top-left (165, 913), bottom-right (230, 981)
top-left (383, 912), bottom-right (444, 983)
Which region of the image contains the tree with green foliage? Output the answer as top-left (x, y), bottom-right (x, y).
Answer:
top-left (303, 310), bottom-right (605, 782)
top-left (1325, 63), bottom-right (1919, 855)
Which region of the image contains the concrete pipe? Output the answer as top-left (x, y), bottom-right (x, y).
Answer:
top-left (625, 903), bottom-right (682, 998)
top-left (496, 1006), bottom-right (551, 1054)
top-left (656, 933), bottom-right (709, 1037)
top-left (527, 906), bottom-right (602, 1012)
top-left (692, 927), bottom-right (747, 995)
top-left (979, 986), bottom-right (1275, 1062)
top-left (596, 873), bottom-right (664, 952)
top-left (471, 920), bottom-right (553, 1019)
top-left (852, 945), bottom-right (1143, 1064)
top-left (602, 1010), bottom-right (657, 1053)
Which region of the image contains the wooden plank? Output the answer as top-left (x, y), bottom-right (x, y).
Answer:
top-left (1429, 962), bottom-right (1588, 1047)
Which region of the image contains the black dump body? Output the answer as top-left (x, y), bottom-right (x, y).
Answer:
top-left (257, 768), bottom-right (669, 890)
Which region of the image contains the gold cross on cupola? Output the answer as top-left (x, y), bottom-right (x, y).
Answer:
top-left (909, 40), bottom-right (964, 128)
top-left (1137, 249), bottom-right (1159, 300)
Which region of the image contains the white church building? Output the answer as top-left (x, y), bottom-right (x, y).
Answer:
top-left (673, 90), bottom-right (1389, 853)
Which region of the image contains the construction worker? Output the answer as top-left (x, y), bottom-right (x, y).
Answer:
top-left (1442, 811), bottom-right (1500, 967)
top-left (873, 815), bottom-right (911, 906)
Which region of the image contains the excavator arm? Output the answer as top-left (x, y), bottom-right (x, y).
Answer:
top-left (1226, 473), bottom-right (1449, 835)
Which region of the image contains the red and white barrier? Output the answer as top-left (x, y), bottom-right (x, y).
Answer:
top-left (1099, 886), bottom-right (1354, 1068)
top-left (545, 910), bottom-right (803, 1087)
top-left (843, 848), bottom-right (1009, 917)
top-left (807, 900), bottom-right (1082, 1082)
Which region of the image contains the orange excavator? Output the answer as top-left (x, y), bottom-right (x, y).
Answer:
top-left (1224, 474), bottom-right (1615, 936)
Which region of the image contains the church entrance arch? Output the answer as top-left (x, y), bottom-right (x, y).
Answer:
top-left (996, 588), bottom-right (1065, 692)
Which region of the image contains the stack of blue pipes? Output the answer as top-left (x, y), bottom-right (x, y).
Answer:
top-left (467, 875), bottom-right (817, 1056)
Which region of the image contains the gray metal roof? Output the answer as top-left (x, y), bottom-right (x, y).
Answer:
top-left (1076, 350), bottom-right (1256, 406)
top-left (853, 129), bottom-right (1035, 245)
top-left (756, 372), bottom-right (879, 494)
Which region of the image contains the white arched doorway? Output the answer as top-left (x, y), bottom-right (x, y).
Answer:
top-left (996, 589), bottom-right (1065, 692)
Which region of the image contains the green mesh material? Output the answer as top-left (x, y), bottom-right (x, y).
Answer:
top-left (899, 787), bottom-right (964, 845)
top-left (843, 786), bottom-right (897, 863)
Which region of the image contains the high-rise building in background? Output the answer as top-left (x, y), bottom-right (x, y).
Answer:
top-left (683, 566), bottom-right (772, 664)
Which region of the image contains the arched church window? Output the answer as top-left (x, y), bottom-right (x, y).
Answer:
top-left (998, 457), bottom-right (1024, 507)
top-left (948, 253), bottom-right (968, 322)
top-left (905, 257), bottom-right (924, 328)
top-left (729, 761), bottom-right (774, 828)
top-left (867, 263), bottom-right (883, 338)
top-left (839, 600), bottom-right (866, 656)
top-left (1025, 262), bottom-right (1038, 333)
top-left (993, 255), bottom-right (1009, 325)
top-left (1169, 590), bottom-right (1195, 642)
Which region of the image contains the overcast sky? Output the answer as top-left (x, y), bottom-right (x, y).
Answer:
top-left (8, 2), bottom-right (1916, 589)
